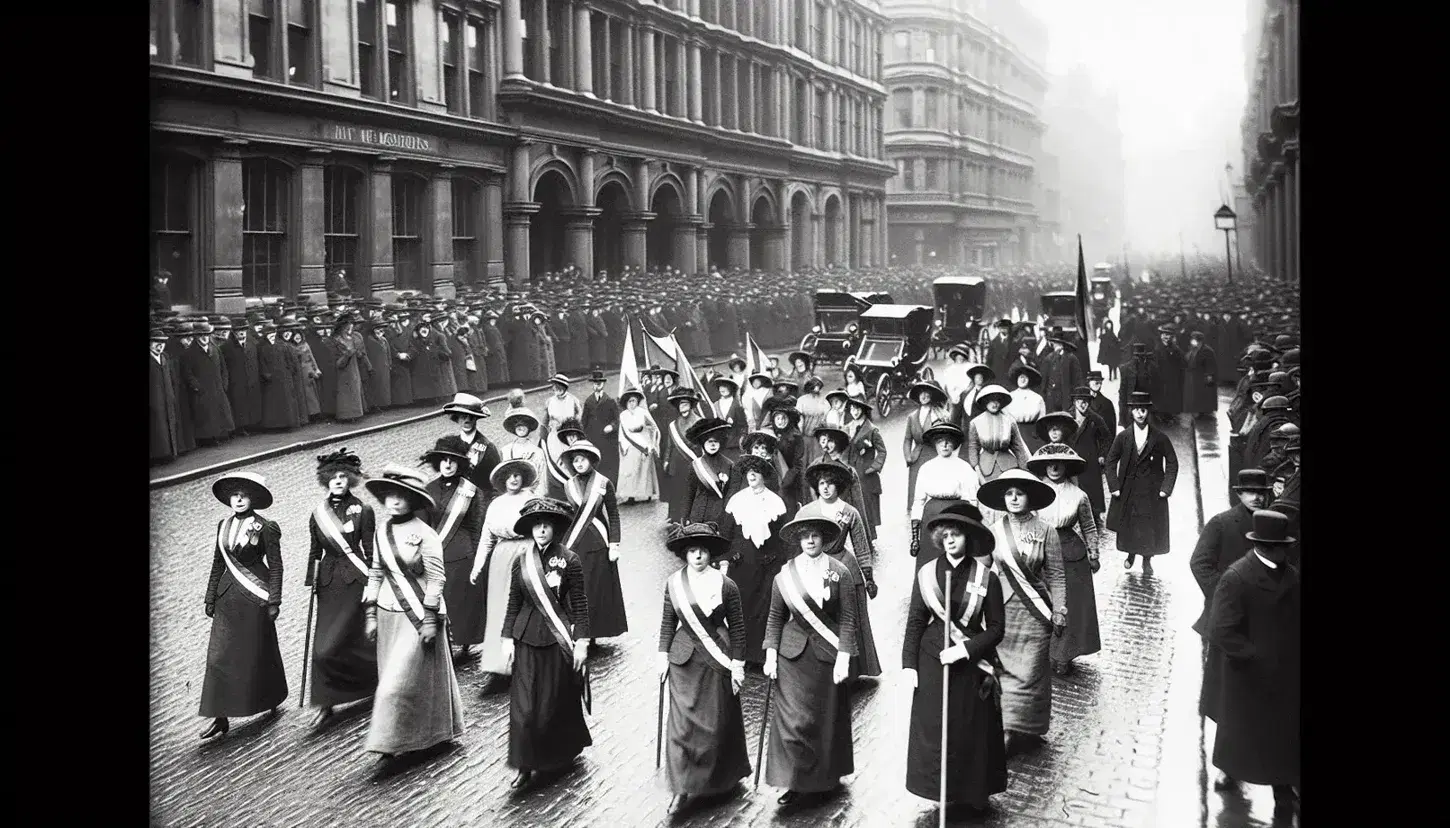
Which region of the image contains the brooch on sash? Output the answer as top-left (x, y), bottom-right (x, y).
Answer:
top-left (346, 504), bottom-right (362, 516)
top-left (824, 570), bottom-right (841, 584)
top-left (403, 533), bottom-right (423, 549)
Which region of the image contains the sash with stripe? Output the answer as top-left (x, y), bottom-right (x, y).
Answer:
top-left (667, 570), bottom-right (734, 673)
top-left (994, 518), bottom-right (1054, 625)
top-left (543, 432), bottom-right (572, 487)
top-left (374, 523), bottom-right (430, 631)
top-left (435, 479), bottom-right (478, 548)
top-left (312, 501), bottom-right (370, 578)
top-left (216, 516), bottom-right (271, 604)
top-left (521, 546), bottom-right (576, 653)
top-left (620, 422), bottom-right (654, 455)
top-left (668, 420), bottom-right (700, 464)
top-left (691, 456), bottom-right (725, 499)
top-left (564, 474), bottom-right (609, 550)
top-left (916, 559), bottom-right (995, 676)
top-left (777, 557), bottom-right (841, 654)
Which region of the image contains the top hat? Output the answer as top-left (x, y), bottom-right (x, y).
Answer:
top-left (1070, 385), bottom-right (1094, 400)
top-left (908, 380), bottom-right (950, 406)
top-left (803, 460), bottom-right (854, 494)
top-left (589, 370), bottom-right (607, 383)
top-left (922, 422), bottom-right (965, 448)
top-left (1009, 363), bottom-right (1042, 389)
top-left (686, 417), bottom-right (731, 445)
top-left (212, 471), bottom-right (275, 510)
top-left (778, 515), bottom-right (842, 548)
top-left (502, 407), bottom-right (541, 433)
top-left (1026, 443), bottom-right (1086, 477)
top-left (560, 439), bottom-right (602, 467)
top-left (441, 392), bottom-right (490, 420)
top-left (1125, 391), bottom-right (1154, 409)
top-left (973, 384), bottom-right (1013, 411)
top-left (977, 468), bottom-right (1057, 512)
top-left (548, 373), bottom-right (571, 388)
top-left (512, 497), bottom-right (576, 536)
top-left (923, 501), bottom-right (996, 555)
top-left (740, 430), bottom-right (780, 455)
top-left (664, 521), bottom-right (730, 559)
top-left (364, 464), bottom-right (437, 512)
top-left (1232, 469), bottom-right (1273, 492)
top-left (1245, 509), bottom-right (1296, 545)
top-left (555, 416), bottom-right (587, 441)
top-left (490, 458), bottom-right (539, 491)
top-left (1035, 411), bottom-right (1080, 444)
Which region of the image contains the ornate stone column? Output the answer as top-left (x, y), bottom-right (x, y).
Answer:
top-left (574, 2), bottom-right (593, 95)
top-left (728, 224), bottom-right (752, 270)
top-left (620, 21), bottom-right (636, 106)
top-left (564, 207), bottom-right (601, 276)
top-left (622, 213), bottom-right (652, 270)
top-left (688, 39), bottom-right (703, 123)
top-left (641, 27), bottom-right (657, 112)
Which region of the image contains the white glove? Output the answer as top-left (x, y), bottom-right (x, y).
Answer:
top-left (939, 642), bottom-right (969, 665)
top-left (608, 543), bottom-right (620, 562)
top-left (901, 667), bottom-right (918, 689)
top-left (500, 638), bottom-right (516, 672)
top-left (833, 652), bottom-right (851, 685)
top-left (730, 660), bottom-right (745, 695)
top-left (656, 651), bottom-right (670, 681)
top-left (572, 640), bottom-right (589, 671)
top-left (764, 649), bottom-right (778, 680)
top-left (718, 560), bottom-right (730, 577)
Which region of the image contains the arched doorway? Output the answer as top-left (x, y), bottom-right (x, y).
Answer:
top-left (749, 195), bottom-right (773, 273)
top-left (707, 190), bottom-right (733, 270)
top-left (594, 181), bottom-right (628, 279)
top-left (530, 170), bottom-right (571, 277)
top-left (648, 184), bottom-right (681, 271)
top-left (823, 195), bottom-right (842, 266)
top-left (790, 191), bottom-right (811, 272)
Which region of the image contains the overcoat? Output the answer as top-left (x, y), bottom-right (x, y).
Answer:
top-left (845, 419), bottom-right (887, 526)
top-left (257, 339), bottom-right (300, 430)
top-left (1116, 357), bottom-right (1158, 427)
top-left (1042, 349), bottom-right (1083, 413)
top-left (409, 331), bottom-right (453, 403)
top-left (483, 320), bottom-right (509, 385)
top-left (387, 327), bottom-right (415, 407)
top-left (1069, 407), bottom-right (1113, 516)
top-left (1096, 330), bottom-right (1121, 369)
top-left (1151, 341), bottom-right (1186, 416)
top-left (332, 333), bottom-right (369, 421)
top-left (362, 330), bottom-right (392, 410)
top-left (581, 391), bottom-right (622, 483)
top-left (306, 330), bottom-right (336, 417)
top-left (221, 336), bottom-right (262, 429)
top-left (149, 353), bottom-right (182, 461)
top-left (1182, 343), bottom-right (1218, 414)
top-left (180, 343), bottom-right (236, 440)
top-left (1188, 504), bottom-right (1255, 641)
top-left (1104, 424), bottom-right (1179, 556)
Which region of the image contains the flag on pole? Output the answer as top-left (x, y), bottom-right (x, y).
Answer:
top-left (642, 324), bottom-right (680, 375)
top-left (744, 333), bottom-right (771, 376)
top-left (675, 338), bottom-right (719, 419)
top-left (1075, 235), bottom-right (1095, 343)
top-left (618, 322), bottom-right (645, 399)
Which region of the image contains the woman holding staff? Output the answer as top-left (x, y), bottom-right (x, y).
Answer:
top-left (469, 459), bottom-right (540, 692)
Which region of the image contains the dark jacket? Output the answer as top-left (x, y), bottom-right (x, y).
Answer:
top-left (763, 555), bottom-right (858, 663)
top-left (1188, 503), bottom-right (1254, 636)
top-left (504, 543), bottom-right (592, 647)
top-left (659, 574), bottom-right (746, 674)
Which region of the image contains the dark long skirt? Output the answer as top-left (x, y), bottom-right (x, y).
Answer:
top-left (905, 657), bottom-right (1007, 807)
top-left (862, 490), bottom-right (882, 531)
top-left (906, 452), bottom-right (932, 515)
top-left (833, 565), bottom-right (881, 678)
top-left (442, 557), bottom-right (488, 647)
top-left (665, 658), bottom-right (752, 795)
top-left (509, 640), bottom-right (592, 771)
top-left (199, 576), bottom-right (288, 718)
top-left (765, 653), bottom-right (854, 792)
top-left (997, 597), bottom-right (1052, 736)
top-left (1050, 531), bottom-right (1102, 664)
top-left (733, 546), bottom-right (784, 664)
top-left (308, 578), bottom-right (378, 708)
top-left (577, 546), bottom-right (629, 638)
top-left (366, 608), bottom-right (465, 754)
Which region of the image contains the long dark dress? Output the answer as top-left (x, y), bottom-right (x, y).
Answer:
top-left (305, 494), bottom-right (379, 707)
top-left (762, 555), bottom-right (858, 792)
top-left (562, 471), bottom-right (628, 639)
top-left (426, 475), bottom-right (489, 647)
top-left (793, 498), bottom-right (882, 678)
top-left (199, 513), bottom-right (289, 717)
top-left (1040, 481), bottom-right (1102, 664)
top-left (845, 419), bottom-right (886, 531)
top-left (1182, 343), bottom-right (1218, 415)
top-left (662, 413), bottom-right (702, 520)
top-left (903, 555), bottom-right (1008, 807)
top-left (505, 543), bottom-right (593, 772)
top-left (659, 571), bottom-right (752, 795)
top-left (717, 485), bottom-right (791, 664)
top-left (684, 452), bottom-right (734, 526)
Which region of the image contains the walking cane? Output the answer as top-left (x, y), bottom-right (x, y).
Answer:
top-left (939, 569), bottom-right (952, 828)
top-left (655, 671), bottom-right (666, 769)
top-left (754, 677), bottom-right (774, 789)
top-left (298, 558), bottom-right (319, 709)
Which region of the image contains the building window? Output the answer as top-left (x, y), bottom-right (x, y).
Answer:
top-left (757, 65), bottom-right (771, 134)
top-left (442, 12), bottom-right (462, 113)
top-left (794, 1), bottom-right (808, 51)
top-left (286, 0), bottom-right (314, 83)
top-left (850, 20), bottom-right (861, 73)
top-left (892, 31), bottom-right (908, 60)
top-left (452, 178), bottom-right (481, 288)
top-left (152, 156), bottom-right (197, 307)
top-left (591, 12), bottom-right (607, 98)
top-left (924, 88), bottom-right (938, 129)
top-left (248, 0), bottom-right (277, 79)
top-left (608, 18), bottom-right (624, 101)
top-left (902, 158), bottom-right (915, 191)
top-left (893, 88), bottom-right (912, 128)
top-left (241, 159), bottom-right (291, 299)
top-left (835, 92), bottom-right (846, 151)
top-left (812, 2), bottom-right (824, 56)
top-left (924, 159), bottom-right (940, 190)
top-left (385, 1), bottom-right (411, 102)
top-left (664, 37), bottom-right (681, 117)
top-left (835, 12), bottom-right (846, 65)
top-left (873, 27), bottom-right (882, 80)
top-left (324, 166), bottom-right (363, 292)
top-left (358, 0), bottom-right (379, 97)
top-left (702, 54), bottom-right (718, 125)
top-left (925, 32), bottom-right (937, 63)
top-left (391, 175), bottom-right (426, 291)
top-left (814, 89), bottom-right (826, 148)
top-left (547, 0), bottom-right (566, 86)
top-left (467, 17), bottom-right (488, 118)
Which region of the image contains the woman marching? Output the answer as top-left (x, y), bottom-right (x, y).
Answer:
top-left (199, 472), bottom-right (289, 739)
top-left (683, 417), bottom-right (736, 526)
top-left (658, 521), bottom-right (753, 815)
top-left (303, 449), bottom-right (378, 729)
top-left (662, 387), bottom-right (706, 521)
top-left (1006, 365), bottom-right (1048, 452)
top-left (902, 380), bottom-right (953, 512)
top-left (469, 459), bottom-right (540, 693)
top-left (956, 364), bottom-right (996, 432)
top-left (843, 392), bottom-right (887, 538)
top-left (909, 423), bottom-right (984, 566)
top-left (543, 417), bottom-right (588, 501)
top-left (763, 516), bottom-right (859, 808)
top-left (360, 465), bottom-right (466, 761)
top-left (420, 436), bottom-right (489, 662)
top-left (616, 387), bottom-right (660, 503)
top-left (901, 502), bottom-right (1007, 819)
top-left (559, 439), bottom-right (629, 644)
top-left (977, 469), bottom-right (1068, 755)
top-left (1026, 444), bottom-right (1101, 676)
top-left (501, 498), bottom-right (593, 792)
top-left (758, 398), bottom-right (807, 512)
top-left (500, 405), bottom-right (549, 497)
top-left (965, 385), bottom-right (1032, 482)
top-left (718, 454), bottom-right (791, 665)
top-left (796, 378), bottom-right (830, 466)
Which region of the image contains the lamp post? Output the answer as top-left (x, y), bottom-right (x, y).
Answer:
top-left (1214, 204), bottom-right (1237, 285)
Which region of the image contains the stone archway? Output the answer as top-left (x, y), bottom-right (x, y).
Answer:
top-left (648, 184), bottom-right (682, 272)
top-left (594, 181), bottom-right (629, 278)
top-left (823, 194), bottom-right (843, 266)
top-left (530, 170), bottom-right (572, 276)
top-left (749, 195), bottom-right (773, 273)
top-left (707, 190), bottom-right (733, 270)
top-left (789, 190), bottom-right (812, 272)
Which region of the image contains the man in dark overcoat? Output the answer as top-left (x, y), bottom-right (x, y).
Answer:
top-left (150, 328), bottom-right (182, 463)
top-left (1042, 332), bottom-right (1083, 413)
top-left (1068, 387), bottom-right (1113, 520)
top-left (221, 318), bottom-right (262, 434)
top-left (1116, 343), bottom-right (1157, 428)
top-left (306, 312), bottom-right (338, 420)
top-left (482, 310), bottom-right (509, 386)
top-left (1151, 325), bottom-right (1185, 420)
top-left (1104, 392), bottom-right (1178, 575)
top-left (1181, 331), bottom-right (1217, 416)
top-left (1191, 469), bottom-right (1269, 710)
top-left (386, 312), bottom-right (415, 407)
top-left (181, 322), bottom-right (236, 444)
top-left (361, 319), bottom-right (392, 411)
top-left (1203, 510), bottom-right (1300, 817)
top-left (1084, 371), bottom-right (1116, 433)
top-left (581, 370), bottom-right (622, 482)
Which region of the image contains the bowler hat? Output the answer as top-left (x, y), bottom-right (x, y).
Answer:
top-left (1245, 509), bottom-right (1296, 545)
top-left (589, 370), bottom-right (607, 383)
top-left (1070, 385), bottom-right (1094, 400)
top-left (489, 458), bottom-right (539, 491)
top-left (664, 521), bottom-right (729, 559)
top-left (977, 468), bottom-right (1057, 512)
top-left (149, 328), bottom-right (169, 342)
top-left (364, 465), bottom-right (437, 512)
top-left (512, 497), bottom-right (576, 536)
top-left (1085, 371), bottom-right (1104, 382)
top-left (212, 471), bottom-right (275, 510)
top-left (421, 435), bottom-right (474, 470)
top-left (441, 392), bottom-right (490, 419)
top-left (778, 515), bottom-right (842, 548)
top-left (1261, 395), bottom-right (1291, 412)
top-left (1232, 469), bottom-right (1273, 492)
top-left (924, 501), bottom-right (996, 555)
top-left (1126, 391), bottom-right (1154, 408)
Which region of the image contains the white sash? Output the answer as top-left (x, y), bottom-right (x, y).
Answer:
top-left (916, 560), bottom-right (995, 676)
top-left (312, 502), bottom-right (370, 577)
top-left (216, 516), bottom-right (270, 603)
top-left (668, 571), bottom-right (734, 673)
top-left (543, 432), bottom-right (571, 486)
top-left (691, 456), bottom-right (726, 499)
top-left (522, 547), bottom-right (575, 651)
top-left (993, 518), bottom-right (1054, 624)
top-left (374, 523), bottom-right (427, 623)
top-left (436, 479), bottom-right (478, 547)
top-left (564, 474), bottom-right (609, 550)
top-left (668, 420), bottom-right (699, 463)
top-left (778, 557), bottom-right (841, 652)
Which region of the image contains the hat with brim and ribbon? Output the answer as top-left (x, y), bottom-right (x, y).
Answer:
top-left (1231, 469), bottom-right (1273, 492)
top-left (974, 384), bottom-right (1013, 412)
top-left (726, 356), bottom-right (747, 372)
top-left (213, 471), bottom-right (275, 510)
top-left (772, 380), bottom-right (799, 396)
top-left (740, 430), bottom-right (780, 455)
top-left (365, 465), bottom-right (437, 512)
top-left (1026, 443), bottom-right (1086, 478)
top-left (1069, 385), bottom-right (1094, 401)
top-left (712, 376), bottom-right (740, 395)
top-left (908, 380), bottom-right (949, 406)
top-left (922, 422), bottom-right (965, 449)
top-left (555, 417), bottom-right (587, 442)
top-left (1035, 411), bottom-right (1080, 444)
top-left (778, 515), bottom-right (842, 548)
top-left (421, 435), bottom-right (474, 471)
top-left (845, 391), bottom-right (875, 417)
top-left (560, 439), bottom-right (603, 468)
top-left (686, 417), bottom-right (731, 445)
top-left (825, 388), bottom-right (851, 407)
top-left (441, 392), bottom-right (490, 420)
top-left (490, 458), bottom-right (539, 491)
top-left (548, 373), bottom-right (571, 389)
top-left (811, 425), bottom-right (850, 449)
top-left (1125, 391), bottom-right (1154, 409)
top-left (664, 521), bottom-right (730, 559)
top-left (512, 497), bottom-right (576, 536)
top-left (620, 388), bottom-right (645, 407)
top-left (977, 468), bottom-right (1057, 512)
top-left (734, 454), bottom-right (776, 483)
top-left (1009, 364), bottom-right (1042, 389)
top-left (667, 387), bottom-right (700, 405)
top-left (924, 501), bottom-right (996, 555)
top-left (1245, 509), bottom-right (1296, 545)
top-left (502, 408), bottom-right (541, 433)
top-left (761, 396), bottom-right (802, 428)
top-left (747, 371), bottom-right (773, 388)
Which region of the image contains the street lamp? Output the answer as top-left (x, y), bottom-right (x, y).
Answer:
top-left (1214, 204), bottom-right (1237, 285)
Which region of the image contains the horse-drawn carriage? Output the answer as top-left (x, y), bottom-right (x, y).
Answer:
top-left (844, 304), bottom-right (935, 417)
top-left (929, 275), bottom-right (988, 360)
top-left (798, 290), bottom-right (892, 365)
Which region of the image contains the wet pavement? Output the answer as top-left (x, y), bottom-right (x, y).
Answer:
top-left (149, 319), bottom-right (1293, 827)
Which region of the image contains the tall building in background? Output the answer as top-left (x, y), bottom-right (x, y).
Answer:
top-left (1041, 66), bottom-right (1124, 266)
top-left (151, 0), bottom-right (895, 314)
top-left (1240, 0), bottom-right (1298, 282)
top-left (882, 0), bottom-right (1049, 268)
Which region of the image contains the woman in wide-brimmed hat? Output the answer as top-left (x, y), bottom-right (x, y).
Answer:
top-left (662, 387), bottom-right (705, 521)
top-left (901, 501), bottom-right (1007, 816)
top-left (965, 385), bottom-right (1031, 482)
top-left (1006, 364), bottom-right (1048, 450)
top-left (794, 461), bottom-right (882, 679)
top-left (1026, 445), bottom-right (1101, 676)
top-left (796, 377), bottom-right (830, 465)
top-left (420, 435), bottom-right (489, 660)
top-left (977, 468), bottom-right (1067, 755)
top-left (903, 380), bottom-right (953, 510)
top-left (1034, 411), bottom-right (1079, 448)
top-left (745, 371), bottom-right (774, 431)
top-left (683, 417), bottom-right (735, 526)
top-left (909, 423), bottom-right (983, 565)
top-left (823, 387), bottom-right (851, 429)
top-left (954, 363), bottom-right (996, 429)
top-left (542, 414), bottom-right (588, 501)
top-left (558, 440), bottom-right (628, 642)
top-left (501, 497), bottom-right (593, 792)
top-left (199, 472), bottom-right (289, 740)
top-left (762, 515), bottom-right (859, 806)
top-left (469, 458), bottom-right (542, 689)
top-left (788, 350), bottom-right (816, 386)
top-left (843, 392), bottom-right (887, 535)
top-left (710, 376), bottom-right (748, 460)
top-left (658, 521), bottom-right (752, 814)
top-left (616, 387), bottom-right (660, 503)
top-left (361, 464), bottom-right (465, 761)
top-left (303, 449), bottom-right (378, 729)
top-left (758, 397), bottom-right (806, 511)
top-left (717, 454), bottom-right (791, 665)
top-left (809, 426), bottom-right (875, 538)
top-left (500, 406), bottom-right (548, 497)
top-left (542, 372), bottom-right (583, 439)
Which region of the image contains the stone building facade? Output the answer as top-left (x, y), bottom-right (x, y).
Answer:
top-left (1240, 0), bottom-right (1298, 281)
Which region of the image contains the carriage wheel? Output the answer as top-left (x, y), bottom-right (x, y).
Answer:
top-left (875, 374), bottom-right (895, 418)
top-left (919, 366), bottom-right (935, 384)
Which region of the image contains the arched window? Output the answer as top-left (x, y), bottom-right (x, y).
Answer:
top-left (452, 178), bottom-right (482, 288)
top-left (324, 165), bottom-right (364, 294)
top-left (151, 155), bottom-right (198, 306)
top-left (392, 174), bottom-right (427, 291)
top-left (241, 159), bottom-right (291, 298)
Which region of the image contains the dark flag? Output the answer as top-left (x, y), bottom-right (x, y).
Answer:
top-left (1075, 235), bottom-right (1094, 342)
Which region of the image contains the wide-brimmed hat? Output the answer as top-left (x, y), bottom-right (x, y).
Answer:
top-left (812, 425), bottom-right (849, 448)
top-left (441, 392), bottom-right (490, 419)
top-left (1232, 469), bottom-right (1273, 492)
top-left (1009, 364), bottom-right (1042, 389)
top-left (512, 497), bottom-right (576, 536)
top-left (1048, 331), bottom-right (1077, 349)
top-left (1035, 412), bottom-right (1079, 444)
top-left (966, 363), bottom-right (995, 382)
top-left (947, 344), bottom-right (973, 361)
top-left (620, 387), bottom-right (645, 406)
top-left (560, 439), bottom-right (602, 468)
top-left (977, 468), bottom-right (1057, 512)
top-left (734, 454), bottom-right (776, 481)
top-left (502, 407), bottom-right (541, 433)
top-left (844, 391), bottom-right (875, 417)
top-left (778, 515), bottom-right (842, 548)
top-left (740, 430), bottom-right (779, 455)
top-left (1026, 443), bottom-right (1086, 478)
top-left (687, 417), bottom-right (731, 444)
top-left (908, 380), bottom-right (949, 406)
top-left (490, 458), bottom-right (539, 491)
top-left (667, 386), bottom-right (700, 405)
top-left (761, 396), bottom-right (802, 427)
top-left (421, 435), bottom-right (474, 470)
top-left (664, 521), bottom-right (730, 559)
top-left (787, 350), bottom-right (814, 369)
top-left (365, 464), bottom-right (437, 512)
top-left (772, 379), bottom-right (799, 396)
top-left (555, 416), bottom-right (587, 441)
top-left (924, 501), bottom-right (996, 555)
top-left (922, 422), bottom-right (965, 448)
top-left (747, 371), bottom-right (773, 387)
top-left (803, 460), bottom-right (854, 494)
top-left (726, 355), bottom-right (748, 371)
top-left (974, 384), bottom-right (1013, 411)
top-left (825, 388), bottom-right (851, 407)
top-left (1245, 509), bottom-right (1296, 545)
top-left (548, 373), bottom-right (571, 388)
top-left (712, 376), bottom-right (739, 395)
top-left (655, 368), bottom-right (680, 383)
top-left (1069, 385), bottom-right (1094, 401)
top-left (212, 471), bottom-right (274, 510)
top-left (1125, 391), bottom-right (1154, 409)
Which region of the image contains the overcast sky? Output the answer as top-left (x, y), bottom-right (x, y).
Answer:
top-left (1027, 0), bottom-right (1250, 257)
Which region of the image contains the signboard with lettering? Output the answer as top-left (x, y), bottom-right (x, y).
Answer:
top-left (323, 124), bottom-right (439, 153)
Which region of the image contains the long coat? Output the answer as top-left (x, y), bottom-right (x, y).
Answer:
top-left (1042, 349), bottom-right (1083, 413)
top-left (1204, 553), bottom-right (1300, 785)
top-left (179, 343), bottom-right (236, 440)
top-left (306, 331), bottom-right (336, 417)
top-left (409, 331), bottom-right (453, 403)
top-left (845, 420), bottom-right (887, 530)
top-left (1188, 504), bottom-right (1255, 642)
top-left (257, 339), bottom-right (299, 430)
top-left (581, 392), bottom-right (622, 483)
top-left (1088, 391), bottom-right (1117, 436)
top-left (332, 334), bottom-right (369, 421)
top-left (1182, 344), bottom-right (1218, 415)
top-left (1069, 408), bottom-right (1113, 517)
top-left (1116, 357), bottom-right (1158, 427)
top-left (1152, 341), bottom-right (1185, 416)
top-left (149, 353), bottom-right (182, 461)
top-left (221, 337), bottom-right (262, 429)
top-left (362, 331), bottom-right (392, 410)
top-left (482, 320), bottom-right (509, 385)
top-left (387, 327), bottom-right (415, 406)
top-left (1104, 424), bottom-right (1179, 556)
top-left (1097, 330), bottom-right (1121, 369)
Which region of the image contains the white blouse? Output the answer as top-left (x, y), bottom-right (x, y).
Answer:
top-left (1006, 388), bottom-right (1047, 423)
top-left (911, 455), bottom-right (982, 520)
